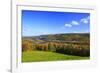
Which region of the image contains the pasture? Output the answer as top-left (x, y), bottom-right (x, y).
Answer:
top-left (22, 51), bottom-right (89, 62)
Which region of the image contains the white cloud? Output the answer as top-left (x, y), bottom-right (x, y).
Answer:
top-left (71, 21), bottom-right (79, 25)
top-left (63, 21), bottom-right (79, 29)
top-left (64, 24), bottom-right (72, 27)
top-left (80, 16), bottom-right (90, 24)
top-left (63, 16), bottom-right (89, 29)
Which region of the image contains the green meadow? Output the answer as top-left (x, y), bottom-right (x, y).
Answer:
top-left (22, 51), bottom-right (89, 62)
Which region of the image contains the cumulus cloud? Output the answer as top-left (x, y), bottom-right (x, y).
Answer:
top-left (80, 16), bottom-right (90, 24)
top-left (64, 23), bottom-right (72, 27)
top-left (63, 20), bottom-right (79, 28)
top-left (62, 16), bottom-right (90, 29)
top-left (71, 21), bottom-right (79, 25)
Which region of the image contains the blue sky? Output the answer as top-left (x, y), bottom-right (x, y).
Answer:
top-left (22, 10), bottom-right (90, 36)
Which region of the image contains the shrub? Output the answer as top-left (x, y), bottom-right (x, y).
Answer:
top-left (22, 40), bottom-right (34, 52)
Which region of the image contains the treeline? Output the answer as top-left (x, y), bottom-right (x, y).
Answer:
top-left (30, 33), bottom-right (90, 42)
top-left (22, 39), bottom-right (90, 57)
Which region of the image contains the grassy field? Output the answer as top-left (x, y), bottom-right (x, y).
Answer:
top-left (22, 51), bottom-right (89, 62)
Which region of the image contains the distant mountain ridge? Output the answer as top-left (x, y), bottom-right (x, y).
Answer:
top-left (23, 33), bottom-right (90, 43)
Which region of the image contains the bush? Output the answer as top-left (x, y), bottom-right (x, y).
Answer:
top-left (22, 40), bottom-right (34, 52)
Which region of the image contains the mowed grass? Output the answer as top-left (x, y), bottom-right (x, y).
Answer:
top-left (22, 51), bottom-right (89, 62)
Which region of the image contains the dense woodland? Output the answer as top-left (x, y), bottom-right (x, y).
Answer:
top-left (22, 33), bottom-right (90, 56)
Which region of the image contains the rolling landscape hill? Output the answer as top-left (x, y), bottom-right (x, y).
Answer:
top-left (23, 33), bottom-right (90, 43)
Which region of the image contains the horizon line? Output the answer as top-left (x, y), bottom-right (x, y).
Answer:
top-left (22, 32), bottom-right (90, 37)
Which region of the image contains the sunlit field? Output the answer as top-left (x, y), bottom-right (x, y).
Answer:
top-left (22, 51), bottom-right (89, 62)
